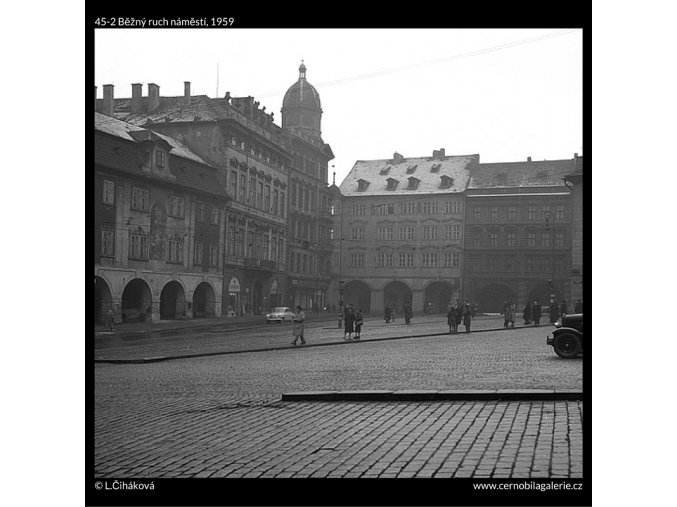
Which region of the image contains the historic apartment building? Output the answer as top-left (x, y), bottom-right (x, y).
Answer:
top-left (462, 157), bottom-right (577, 312)
top-left (564, 154), bottom-right (584, 305)
top-left (332, 149), bottom-right (478, 315)
top-left (95, 63), bottom-right (334, 315)
top-left (94, 112), bottom-right (228, 324)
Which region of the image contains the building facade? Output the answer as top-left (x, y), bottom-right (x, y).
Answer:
top-left (331, 149), bottom-right (478, 315)
top-left (564, 154), bottom-right (584, 306)
top-left (462, 157), bottom-right (576, 312)
top-left (96, 63), bottom-right (334, 316)
top-left (94, 113), bottom-right (228, 324)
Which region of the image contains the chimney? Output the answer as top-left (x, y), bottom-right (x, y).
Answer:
top-left (433, 148), bottom-right (446, 159)
top-left (527, 156), bottom-right (532, 162)
top-left (131, 83), bottom-right (142, 113)
top-left (574, 152), bottom-right (578, 160)
top-left (184, 81), bottom-right (191, 106)
top-left (148, 83), bottom-right (160, 112)
top-left (393, 152), bottom-right (403, 164)
top-left (102, 84), bottom-right (114, 116)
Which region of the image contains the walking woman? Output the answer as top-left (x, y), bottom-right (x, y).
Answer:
top-left (463, 302), bottom-right (472, 333)
top-left (344, 304), bottom-right (355, 340)
top-left (447, 306), bottom-right (457, 334)
top-left (291, 305), bottom-right (306, 346)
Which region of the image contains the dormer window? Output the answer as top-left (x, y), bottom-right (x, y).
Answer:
top-left (386, 178), bottom-right (399, 191)
top-left (439, 175), bottom-right (454, 189)
top-left (407, 177), bottom-right (420, 190)
top-left (430, 163), bottom-right (441, 173)
top-left (357, 179), bottom-right (370, 192)
top-left (406, 164), bottom-right (418, 174)
top-left (380, 166), bottom-right (391, 175)
top-left (155, 149), bottom-right (165, 168)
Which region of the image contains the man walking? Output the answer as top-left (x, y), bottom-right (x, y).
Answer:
top-left (532, 300), bottom-right (542, 326)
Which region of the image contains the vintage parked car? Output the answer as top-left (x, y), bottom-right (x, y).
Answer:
top-left (266, 307), bottom-right (295, 324)
top-left (546, 313), bottom-right (583, 358)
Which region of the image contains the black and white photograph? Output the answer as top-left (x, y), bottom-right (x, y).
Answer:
top-left (87, 10), bottom-right (590, 507)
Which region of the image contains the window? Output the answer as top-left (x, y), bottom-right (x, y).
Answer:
top-left (240, 174), bottom-right (247, 202)
top-left (541, 232), bottom-right (550, 247)
top-left (386, 178), bottom-right (399, 191)
top-left (264, 185), bottom-right (271, 212)
top-left (490, 207), bottom-right (498, 221)
top-left (505, 257), bottom-right (513, 272)
top-left (526, 257), bottom-right (534, 272)
top-left (406, 177), bottom-right (420, 190)
top-left (280, 192), bottom-right (286, 218)
top-left (473, 207), bottom-right (481, 221)
top-left (472, 232), bottom-right (481, 249)
top-left (542, 205), bottom-right (550, 217)
top-left (210, 206), bottom-right (219, 225)
top-left (129, 231), bottom-right (148, 260)
top-left (422, 202), bottom-right (438, 215)
top-left (507, 232), bottom-right (516, 247)
top-left (230, 171), bottom-right (238, 199)
top-left (439, 175), bottom-right (454, 189)
top-left (168, 237), bottom-right (185, 264)
top-left (194, 243), bottom-right (203, 265)
top-left (556, 205), bottom-right (565, 221)
top-left (444, 253), bottom-right (461, 268)
top-left (387, 203), bottom-right (395, 214)
top-left (445, 200), bottom-right (461, 214)
top-left (527, 233), bottom-right (536, 247)
top-left (399, 202), bottom-right (416, 215)
top-left (263, 236), bottom-right (270, 261)
top-left (249, 177), bottom-right (256, 204)
top-left (540, 259), bottom-right (550, 273)
top-left (228, 227), bottom-right (237, 256)
top-left (169, 195), bottom-right (185, 218)
top-left (399, 226), bottom-right (416, 240)
top-left (156, 149), bottom-right (165, 168)
top-left (352, 203), bottom-right (366, 215)
top-left (445, 225), bottom-right (461, 240)
top-left (101, 228), bottom-right (114, 257)
top-left (422, 253), bottom-right (438, 267)
top-left (398, 253), bottom-right (414, 267)
top-left (488, 257), bottom-right (497, 272)
top-left (131, 187), bottom-right (150, 212)
top-left (350, 252), bottom-right (365, 267)
top-left (196, 202), bottom-right (205, 222)
top-left (555, 232), bottom-right (565, 247)
top-left (377, 252), bottom-right (393, 267)
top-left (528, 206), bottom-right (536, 220)
top-left (508, 206), bottom-right (517, 221)
top-left (257, 181), bottom-right (264, 209)
top-left (377, 227), bottom-right (393, 240)
top-left (472, 257), bottom-right (481, 272)
top-left (422, 225), bottom-right (438, 240)
top-left (351, 227), bottom-right (365, 240)
top-left (489, 232), bottom-right (499, 247)
top-left (102, 180), bottom-right (115, 206)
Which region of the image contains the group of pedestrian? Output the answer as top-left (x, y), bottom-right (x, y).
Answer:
top-left (343, 304), bottom-right (363, 340)
top-left (447, 300), bottom-right (473, 334)
top-left (384, 302), bottom-right (413, 325)
top-left (502, 301), bottom-right (517, 329)
top-left (523, 300), bottom-right (542, 326)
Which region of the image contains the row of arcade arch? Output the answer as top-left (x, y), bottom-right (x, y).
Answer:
top-left (342, 280), bottom-right (455, 314)
top-left (95, 276), bottom-right (217, 324)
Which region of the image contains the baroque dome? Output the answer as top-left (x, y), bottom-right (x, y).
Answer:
top-left (282, 61), bottom-right (321, 111)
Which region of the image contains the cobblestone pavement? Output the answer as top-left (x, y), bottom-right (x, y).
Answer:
top-left (94, 327), bottom-right (583, 479)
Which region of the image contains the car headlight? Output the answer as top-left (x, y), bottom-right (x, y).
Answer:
top-left (554, 319), bottom-right (562, 328)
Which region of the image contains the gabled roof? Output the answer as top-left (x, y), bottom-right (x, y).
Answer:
top-left (339, 154), bottom-right (478, 196)
top-left (94, 113), bottom-right (228, 198)
top-left (468, 159), bottom-right (576, 190)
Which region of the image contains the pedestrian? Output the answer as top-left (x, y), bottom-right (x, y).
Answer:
top-left (532, 300), bottom-right (542, 326)
top-left (549, 299), bottom-right (560, 324)
top-left (384, 304), bottom-right (392, 324)
top-left (455, 303), bottom-right (463, 332)
top-left (353, 308), bottom-right (363, 339)
top-left (502, 301), bottom-right (509, 328)
top-left (104, 308), bottom-right (114, 331)
top-left (404, 302), bottom-right (413, 325)
top-left (291, 305), bottom-right (306, 345)
top-left (447, 306), bottom-right (457, 334)
top-left (463, 302), bottom-right (472, 333)
top-left (523, 301), bottom-right (532, 325)
top-left (344, 304), bottom-right (355, 340)
top-left (560, 300), bottom-right (569, 317)
top-left (574, 299), bottom-right (583, 313)
top-left (508, 303), bottom-right (516, 328)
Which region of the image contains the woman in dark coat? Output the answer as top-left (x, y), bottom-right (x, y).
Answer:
top-left (532, 300), bottom-right (542, 326)
top-left (463, 303), bottom-right (472, 333)
top-left (353, 308), bottom-right (363, 339)
top-left (447, 307), bottom-right (457, 334)
top-left (384, 305), bottom-right (392, 324)
top-left (344, 305), bottom-right (355, 340)
top-left (523, 302), bottom-right (532, 325)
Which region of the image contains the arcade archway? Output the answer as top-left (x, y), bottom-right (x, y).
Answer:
top-left (95, 276), bottom-right (113, 324)
top-left (477, 283), bottom-right (517, 313)
top-left (343, 280), bottom-right (372, 313)
top-left (160, 281), bottom-right (187, 320)
top-left (424, 281), bottom-right (454, 314)
top-left (383, 281), bottom-right (412, 314)
top-left (193, 282), bottom-right (216, 318)
top-left (121, 278), bottom-right (152, 322)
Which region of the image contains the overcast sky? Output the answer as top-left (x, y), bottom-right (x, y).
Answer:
top-left (95, 28), bottom-right (582, 184)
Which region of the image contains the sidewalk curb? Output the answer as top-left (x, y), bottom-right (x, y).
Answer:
top-left (281, 389), bottom-right (583, 402)
top-left (94, 325), bottom-right (551, 364)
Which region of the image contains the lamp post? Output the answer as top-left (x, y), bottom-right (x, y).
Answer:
top-left (545, 211), bottom-right (555, 302)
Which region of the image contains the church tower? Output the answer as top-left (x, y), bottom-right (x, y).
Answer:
top-left (281, 61), bottom-right (323, 139)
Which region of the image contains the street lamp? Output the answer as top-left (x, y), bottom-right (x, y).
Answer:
top-left (545, 211), bottom-right (555, 302)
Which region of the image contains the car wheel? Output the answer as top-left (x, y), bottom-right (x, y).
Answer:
top-left (553, 333), bottom-right (582, 358)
